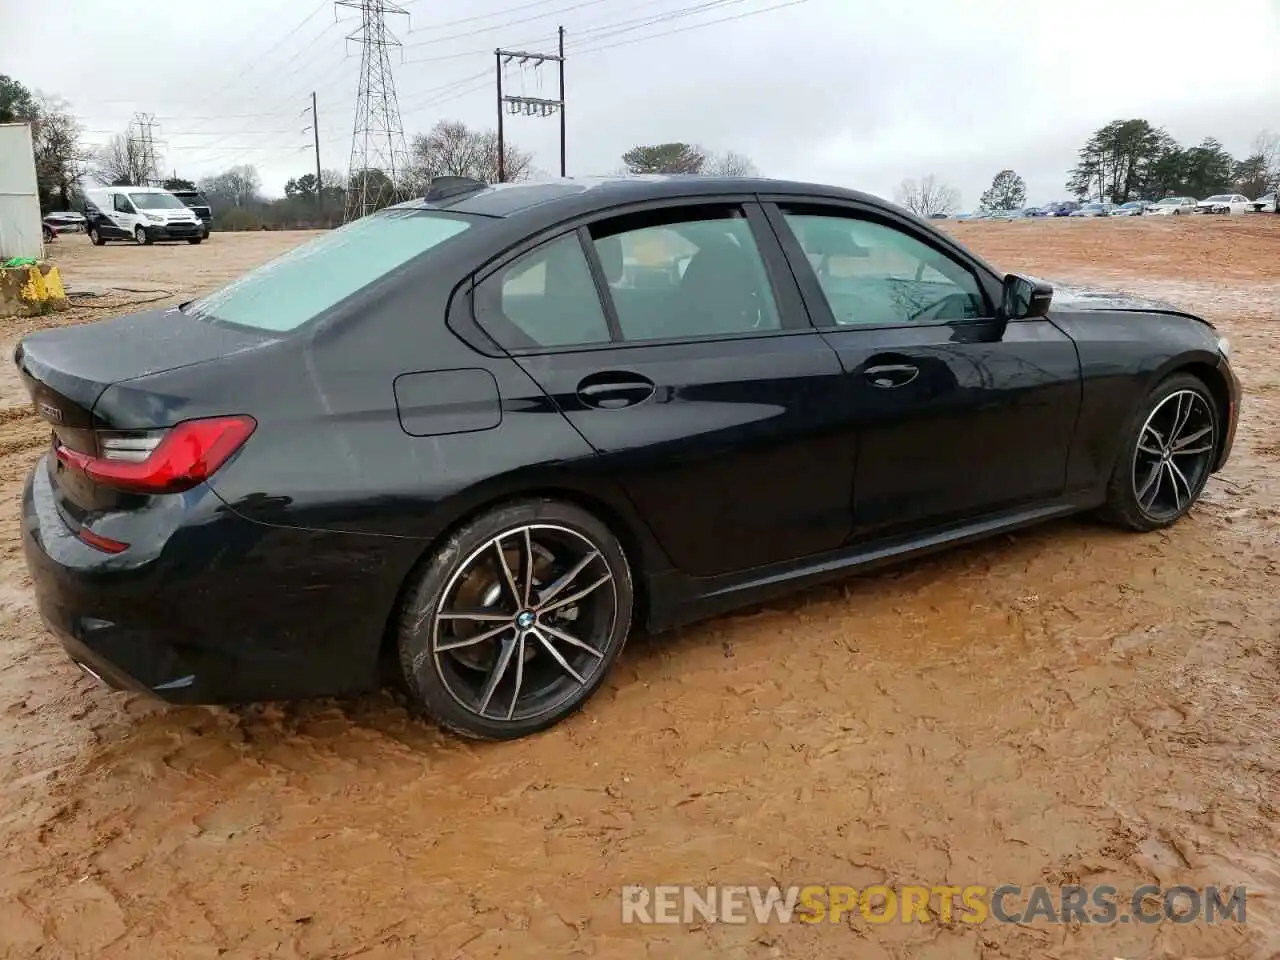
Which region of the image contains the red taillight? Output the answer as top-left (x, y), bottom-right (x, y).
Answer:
top-left (55, 415), bottom-right (257, 494)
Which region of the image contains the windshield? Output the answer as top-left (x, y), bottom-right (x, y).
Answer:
top-left (1205, 195), bottom-right (1231, 202)
top-left (187, 210), bottom-right (472, 332)
top-left (1156, 197), bottom-right (1182, 204)
top-left (129, 192), bottom-right (186, 210)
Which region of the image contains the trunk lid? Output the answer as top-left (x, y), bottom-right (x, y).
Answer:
top-left (16, 305), bottom-right (276, 523)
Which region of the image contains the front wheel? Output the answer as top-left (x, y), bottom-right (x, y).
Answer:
top-left (396, 499), bottom-right (634, 740)
top-left (1100, 373), bottom-right (1219, 531)
top-left (134, 226), bottom-right (151, 245)
top-left (187, 238), bottom-right (203, 245)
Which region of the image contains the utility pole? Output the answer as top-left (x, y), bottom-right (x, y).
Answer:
top-left (338, 0), bottom-right (410, 221)
top-left (558, 26), bottom-right (566, 177)
top-left (494, 30), bottom-right (566, 183)
top-left (496, 51), bottom-right (504, 184)
top-left (311, 91), bottom-right (323, 216)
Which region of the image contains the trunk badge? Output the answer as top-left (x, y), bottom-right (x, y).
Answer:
top-left (37, 401), bottom-right (62, 423)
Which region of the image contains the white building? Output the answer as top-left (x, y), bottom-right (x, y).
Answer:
top-left (0, 122), bottom-right (43, 260)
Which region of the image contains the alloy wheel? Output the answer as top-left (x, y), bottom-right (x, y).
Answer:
top-left (1131, 389), bottom-right (1216, 522)
top-left (429, 523), bottom-right (619, 723)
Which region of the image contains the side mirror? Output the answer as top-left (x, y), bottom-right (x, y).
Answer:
top-left (1001, 273), bottom-right (1053, 319)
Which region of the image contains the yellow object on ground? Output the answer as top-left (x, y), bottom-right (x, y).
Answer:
top-left (0, 262), bottom-right (69, 317)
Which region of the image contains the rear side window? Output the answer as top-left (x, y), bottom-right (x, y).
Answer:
top-left (589, 206), bottom-right (782, 342)
top-left (473, 232), bottom-right (611, 349)
top-left (188, 210), bottom-right (471, 332)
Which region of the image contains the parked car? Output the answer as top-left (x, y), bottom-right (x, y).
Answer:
top-left (84, 187), bottom-right (207, 245)
top-left (1109, 201), bottom-right (1147, 217)
top-left (1070, 202), bottom-right (1116, 217)
top-left (43, 211), bottom-right (86, 233)
top-left (1195, 194), bottom-right (1252, 215)
top-left (1249, 193), bottom-right (1276, 213)
top-left (1146, 196), bottom-right (1197, 216)
top-left (1023, 206), bottom-right (1050, 218)
top-left (167, 187), bottom-right (214, 236)
top-left (949, 212), bottom-right (977, 221)
top-left (16, 174), bottom-right (1240, 740)
top-left (989, 208), bottom-right (1026, 220)
top-left (1040, 201), bottom-right (1080, 217)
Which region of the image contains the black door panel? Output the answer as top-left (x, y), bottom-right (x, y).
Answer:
top-left (516, 333), bottom-right (853, 577)
top-left (820, 319), bottom-right (1082, 539)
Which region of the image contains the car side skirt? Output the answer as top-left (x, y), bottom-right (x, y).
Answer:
top-left (645, 493), bottom-right (1103, 632)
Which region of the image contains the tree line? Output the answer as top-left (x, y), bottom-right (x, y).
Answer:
top-left (896, 120), bottom-right (1280, 218)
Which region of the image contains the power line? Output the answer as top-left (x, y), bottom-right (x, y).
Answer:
top-left (400, 0), bottom-right (611, 48)
top-left (573, 0), bottom-right (811, 56)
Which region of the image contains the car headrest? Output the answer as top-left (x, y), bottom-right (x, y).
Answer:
top-left (595, 235), bottom-right (623, 284)
top-left (800, 219), bottom-right (869, 258)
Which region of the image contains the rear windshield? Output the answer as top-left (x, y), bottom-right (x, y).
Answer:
top-left (186, 210), bottom-right (472, 332)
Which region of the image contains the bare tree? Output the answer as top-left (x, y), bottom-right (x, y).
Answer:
top-left (702, 150), bottom-right (759, 177)
top-left (895, 175), bottom-right (961, 216)
top-left (31, 94), bottom-right (90, 209)
top-left (409, 120), bottom-right (532, 186)
top-left (93, 131), bottom-right (156, 186)
top-left (198, 165), bottom-right (262, 209)
top-left (1253, 130), bottom-right (1280, 192)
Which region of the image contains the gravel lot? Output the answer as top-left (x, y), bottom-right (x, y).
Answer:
top-left (2, 217), bottom-right (1278, 959)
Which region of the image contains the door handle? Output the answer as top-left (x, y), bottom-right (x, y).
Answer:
top-left (576, 373), bottom-right (656, 409)
top-left (863, 363), bottom-right (919, 388)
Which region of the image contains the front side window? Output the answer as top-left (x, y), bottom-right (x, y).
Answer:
top-left (780, 210), bottom-right (986, 327)
top-left (188, 209), bottom-right (471, 332)
top-left (473, 232), bottom-right (611, 349)
top-left (589, 206), bottom-right (781, 342)
top-left (113, 194), bottom-right (133, 213)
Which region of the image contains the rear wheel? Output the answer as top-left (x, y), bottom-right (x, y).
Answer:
top-left (187, 238), bottom-right (203, 245)
top-left (89, 227), bottom-right (104, 245)
top-left (397, 499), bottom-right (633, 740)
top-left (42, 225), bottom-right (54, 243)
top-left (1100, 373), bottom-right (1218, 531)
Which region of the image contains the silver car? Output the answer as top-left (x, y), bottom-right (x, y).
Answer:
top-left (1144, 196), bottom-right (1197, 216)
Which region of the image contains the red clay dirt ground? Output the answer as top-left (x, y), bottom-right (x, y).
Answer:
top-left (0, 217), bottom-right (1278, 959)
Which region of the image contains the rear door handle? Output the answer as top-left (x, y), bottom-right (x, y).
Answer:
top-left (863, 363), bottom-right (919, 388)
top-left (576, 372), bottom-right (656, 409)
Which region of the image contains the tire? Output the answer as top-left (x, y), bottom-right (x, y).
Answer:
top-left (134, 226), bottom-right (151, 245)
top-left (187, 238), bottom-right (203, 245)
top-left (42, 226), bottom-right (54, 243)
top-left (397, 499), bottom-right (634, 740)
top-left (89, 227), bottom-right (104, 246)
top-left (1100, 373), bottom-right (1219, 532)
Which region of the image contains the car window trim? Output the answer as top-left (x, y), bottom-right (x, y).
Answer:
top-left (758, 197), bottom-right (1006, 331)
top-left (470, 195), bottom-right (815, 356)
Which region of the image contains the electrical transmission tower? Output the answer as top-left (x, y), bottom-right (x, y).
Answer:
top-left (129, 112), bottom-right (161, 185)
top-left (495, 27), bottom-right (566, 182)
top-left (338, 0), bottom-right (410, 222)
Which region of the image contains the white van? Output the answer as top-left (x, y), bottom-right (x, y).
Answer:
top-left (83, 187), bottom-right (207, 245)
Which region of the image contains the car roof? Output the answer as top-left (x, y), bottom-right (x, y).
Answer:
top-left (396, 175), bottom-right (891, 219)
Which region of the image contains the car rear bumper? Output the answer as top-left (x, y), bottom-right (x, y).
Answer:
top-left (21, 456), bottom-right (414, 705)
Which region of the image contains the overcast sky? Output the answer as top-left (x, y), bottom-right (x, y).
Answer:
top-left (5, 0), bottom-right (1279, 207)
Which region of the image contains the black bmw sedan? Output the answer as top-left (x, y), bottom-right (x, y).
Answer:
top-left (17, 175), bottom-right (1240, 740)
